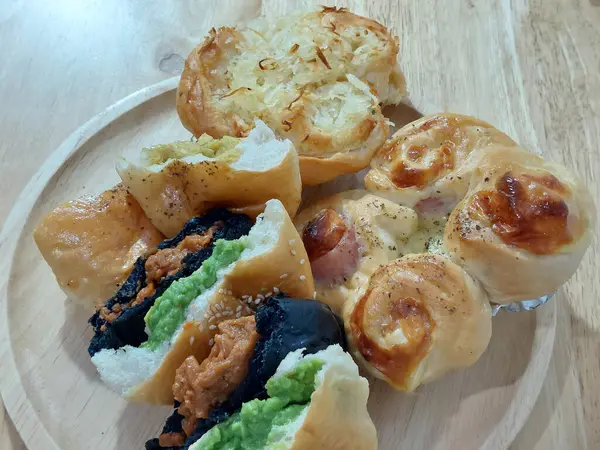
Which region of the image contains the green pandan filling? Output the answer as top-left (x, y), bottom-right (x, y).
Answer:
top-left (142, 238), bottom-right (246, 350)
top-left (193, 358), bottom-right (325, 450)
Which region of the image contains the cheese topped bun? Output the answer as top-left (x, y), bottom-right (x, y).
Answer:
top-left (177, 7), bottom-right (406, 185)
top-left (118, 120), bottom-right (302, 237)
top-left (293, 190), bottom-right (418, 314)
top-left (444, 146), bottom-right (595, 304)
top-left (365, 113), bottom-right (516, 213)
top-left (344, 254), bottom-right (492, 391)
top-left (34, 184), bottom-right (165, 310)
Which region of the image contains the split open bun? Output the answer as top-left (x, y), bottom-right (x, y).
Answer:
top-left (91, 200), bottom-right (314, 404)
top-left (189, 345), bottom-right (377, 450)
top-left (33, 184), bottom-right (165, 310)
top-left (177, 7), bottom-right (406, 185)
top-left (344, 254), bottom-right (492, 391)
top-left (118, 120), bottom-right (302, 237)
top-left (364, 113), bottom-right (516, 213)
top-left (293, 190), bottom-right (418, 314)
top-left (444, 146), bottom-right (595, 304)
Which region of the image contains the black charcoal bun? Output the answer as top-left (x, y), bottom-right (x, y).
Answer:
top-left (146, 295), bottom-right (346, 450)
top-left (88, 210), bottom-right (252, 356)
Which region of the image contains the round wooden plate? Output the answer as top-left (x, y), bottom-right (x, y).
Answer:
top-left (0, 79), bottom-right (557, 450)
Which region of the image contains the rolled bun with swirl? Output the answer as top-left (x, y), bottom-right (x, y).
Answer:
top-left (444, 146), bottom-right (595, 304)
top-left (344, 254), bottom-right (492, 391)
top-left (365, 113), bottom-right (516, 214)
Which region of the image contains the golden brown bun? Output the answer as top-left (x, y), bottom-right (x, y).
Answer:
top-left (344, 254), bottom-right (492, 391)
top-left (93, 200), bottom-right (314, 404)
top-left (118, 121), bottom-right (302, 237)
top-left (365, 113), bottom-right (516, 212)
top-left (177, 7), bottom-right (405, 185)
top-left (293, 190), bottom-right (418, 314)
top-left (444, 146), bottom-right (595, 304)
top-left (33, 184), bottom-right (164, 310)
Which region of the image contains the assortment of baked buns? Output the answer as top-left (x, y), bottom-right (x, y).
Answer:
top-left (32, 6), bottom-right (595, 449)
top-left (177, 7), bottom-right (405, 185)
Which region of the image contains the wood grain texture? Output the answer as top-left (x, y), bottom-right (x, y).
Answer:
top-left (0, 0), bottom-right (598, 449)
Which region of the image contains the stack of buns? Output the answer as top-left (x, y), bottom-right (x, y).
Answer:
top-left (177, 7), bottom-right (405, 185)
top-left (32, 6), bottom-right (595, 448)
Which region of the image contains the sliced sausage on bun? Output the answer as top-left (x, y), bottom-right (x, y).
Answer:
top-left (294, 190), bottom-right (418, 314)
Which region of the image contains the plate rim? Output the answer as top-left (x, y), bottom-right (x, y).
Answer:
top-left (0, 77), bottom-right (557, 450)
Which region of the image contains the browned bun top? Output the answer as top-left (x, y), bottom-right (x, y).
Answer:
top-left (177, 26), bottom-right (249, 139)
top-left (467, 168), bottom-right (579, 254)
top-left (34, 184), bottom-right (165, 309)
top-left (176, 7), bottom-right (405, 185)
top-left (345, 254), bottom-right (492, 391)
top-left (444, 146), bottom-right (594, 303)
top-left (365, 113), bottom-right (516, 212)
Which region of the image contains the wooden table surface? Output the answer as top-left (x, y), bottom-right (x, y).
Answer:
top-left (0, 1), bottom-right (598, 449)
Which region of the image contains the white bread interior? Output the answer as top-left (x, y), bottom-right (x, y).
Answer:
top-left (118, 120), bottom-right (302, 237)
top-left (190, 344), bottom-right (378, 450)
top-left (91, 199), bottom-right (314, 404)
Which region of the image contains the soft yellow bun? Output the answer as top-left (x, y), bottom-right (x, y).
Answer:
top-left (33, 184), bottom-right (164, 310)
top-left (364, 113), bottom-right (516, 211)
top-left (92, 200), bottom-right (314, 404)
top-left (344, 254), bottom-right (492, 391)
top-left (177, 7), bottom-right (405, 185)
top-left (118, 120), bottom-right (302, 237)
top-left (444, 146), bottom-right (595, 304)
top-left (293, 190), bottom-right (418, 314)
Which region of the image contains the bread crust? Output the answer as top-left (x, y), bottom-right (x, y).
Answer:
top-left (444, 146), bottom-right (595, 304)
top-left (177, 8), bottom-right (404, 185)
top-left (33, 184), bottom-right (164, 310)
top-left (366, 112), bottom-right (595, 305)
top-left (343, 255), bottom-right (492, 391)
top-left (290, 346), bottom-right (377, 450)
top-left (293, 190), bottom-right (418, 314)
top-left (124, 200), bottom-right (314, 404)
top-left (365, 112), bottom-right (516, 210)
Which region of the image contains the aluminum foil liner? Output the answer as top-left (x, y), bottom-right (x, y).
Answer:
top-left (491, 293), bottom-right (554, 316)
